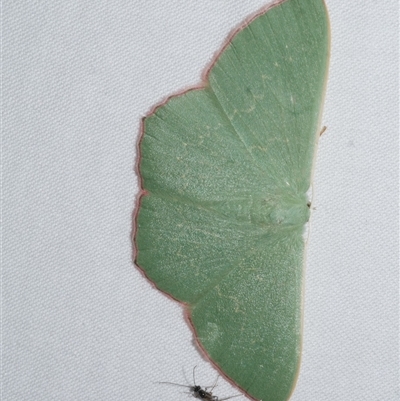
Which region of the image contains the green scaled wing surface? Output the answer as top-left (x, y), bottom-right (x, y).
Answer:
top-left (135, 0), bottom-right (329, 400)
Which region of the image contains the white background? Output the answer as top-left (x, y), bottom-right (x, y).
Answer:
top-left (3, 1), bottom-right (398, 400)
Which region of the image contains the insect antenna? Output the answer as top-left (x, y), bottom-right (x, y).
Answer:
top-left (158, 366), bottom-right (244, 400)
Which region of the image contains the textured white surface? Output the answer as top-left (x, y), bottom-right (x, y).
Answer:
top-left (3, 1), bottom-right (398, 400)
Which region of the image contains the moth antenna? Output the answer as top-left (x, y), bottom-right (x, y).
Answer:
top-left (219, 394), bottom-right (243, 401)
top-left (157, 381), bottom-right (190, 389)
top-left (193, 365), bottom-right (198, 386)
top-left (208, 374), bottom-right (219, 392)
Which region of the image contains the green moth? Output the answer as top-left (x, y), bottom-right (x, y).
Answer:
top-left (134, 0), bottom-right (330, 400)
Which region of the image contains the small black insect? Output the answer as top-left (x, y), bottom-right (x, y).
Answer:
top-left (159, 366), bottom-right (242, 401)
